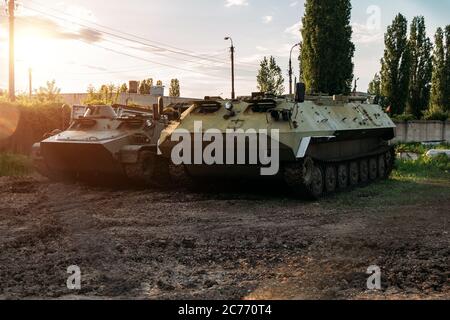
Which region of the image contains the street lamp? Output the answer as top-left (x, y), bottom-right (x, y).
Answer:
top-left (289, 42), bottom-right (301, 95)
top-left (224, 37), bottom-right (235, 100)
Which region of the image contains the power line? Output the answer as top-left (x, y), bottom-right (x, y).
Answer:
top-left (24, 0), bottom-right (233, 62)
top-left (22, 1), bottom-right (259, 68)
top-left (16, 15), bottom-right (232, 79)
top-left (20, 5), bottom-right (257, 75)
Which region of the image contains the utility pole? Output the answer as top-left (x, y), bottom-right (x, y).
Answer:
top-left (353, 77), bottom-right (359, 96)
top-left (28, 68), bottom-right (32, 98)
top-left (8, 0), bottom-right (15, 102)
top-left (289, 42), bottom-right (301, 96)
top-left (225, 37), bottom-right (235, 100)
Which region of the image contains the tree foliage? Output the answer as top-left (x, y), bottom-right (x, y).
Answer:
top-left (445, 26), bottom-right (450, 111)
top-left (380, 13), bottom-right (411, 115)
top-left (429, 27), bottom-right (447, 113)
top-left (169, 79), bottom-right (180, 97)
top-left (429, 25), bottom-right (450, 114)
top-left (368, 73), bottom-right (381, 96)
top-left (139, 78), bottom-right (153, 94)
top-left (36, 80), bottom-right (63, 104)
top-left (119, 83), bottom-right (128, 93)
top-left (300, 0), bottom-right (355, 95)
top-left (257, 56), bottom-right (285, 95)
top-left (407, 16), bottom-right (433, 119)
top-left (84, 84), bottom-right (120, 105)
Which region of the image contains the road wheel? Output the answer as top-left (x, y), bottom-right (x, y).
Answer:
top-left (369, 157), bottom-right (378, 181)
top-left (324, 165), bottom-right (337, 193)
top-left (385, 150), bottom-right (394, 176)
top-left (307, 165), bottom-right (324, 199)
top-left (360, 159), bottom-right (369, 183)
top-left (349, 161), bottom-right (359, 186)
top-left (378, 154), bottom-right (386, 178)
top-left (337, 163), bottom-right (349, 189)
top-left (284, 157), bottom-right (314, 188)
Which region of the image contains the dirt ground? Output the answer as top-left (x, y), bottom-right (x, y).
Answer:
top-left (0, 174), bottom-right (448, 300)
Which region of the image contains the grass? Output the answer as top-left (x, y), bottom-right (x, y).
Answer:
top-left (395, 142), bottom-right (450, 155)
top-left (325, 143), bottom-right (450, 209)
top-left (0, 153), bottom-right (33, 177)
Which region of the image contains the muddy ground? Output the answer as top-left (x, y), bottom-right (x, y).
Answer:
top-left (0, 174), bottom-right (448, 300)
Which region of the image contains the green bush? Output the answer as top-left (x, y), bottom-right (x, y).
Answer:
top-left (423, 109), bottom-right (449, 121)
top-left (396, 154), bottom-right (450, 177)
top-left (391, 113), bottom-right (416, 122)
top-left (0, 153), bottom-right (32, 177)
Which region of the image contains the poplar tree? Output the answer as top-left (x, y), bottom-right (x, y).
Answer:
top-left (368, 73), bottom-right (381, 96)
top-left (407, 17), bottom-right (433, 118)
top-left (380, 14), bottom-right (411, 115)
top-left (300, 0), bottom-right (355, 95)
top-left (169, 79), bottom-right (181, 97)
top-left (429, 28), bottom-right (446, 112)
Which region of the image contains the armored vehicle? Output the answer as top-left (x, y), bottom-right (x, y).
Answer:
top-left (158, 84), bottom-right (396, 198)
top-left (32, 100), bottom-right (177, 185)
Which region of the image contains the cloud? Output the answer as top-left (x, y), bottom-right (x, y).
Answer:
top-left (284, 21), bottom-right (302, 39)
top-left (12, 15), bottom-right (103, 44)
top-left (262, 16), bottom-right (273, 24)
top-left (225, 0), bottom-right (249, 7)
top-left (290, 1), bottom-right (299, 7)
top-left (352, 22), bottom-right (383, 44)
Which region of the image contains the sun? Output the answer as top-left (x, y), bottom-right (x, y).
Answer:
top-left (16, 29), bottom-right (60, 69)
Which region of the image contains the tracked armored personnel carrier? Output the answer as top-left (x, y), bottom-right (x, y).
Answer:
top-left (158, 84), bottom-right (396, 198)
top-left (32, 100), bottom-right (178, 185)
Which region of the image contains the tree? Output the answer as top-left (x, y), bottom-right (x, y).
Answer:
top-left (380, 13), bottom-right (411, 115)
top-left (444, 25), bottom-right (450, 111)
top-left (139, 78), bottom-right (153, 94)
top-left (407, 16), bottom-right (433, 119)
top-left (169, 79), bottom-right (180, 97)
top-left (119, 83), bottom-right (128, 93)
top-left (36, 80), bottom-right (62, 103)
top-left (368, 73), bottom-right (381, 96)
top-left (257, 56), bottom-right (285, 95)
top-left (84, 83), bottom-right (119, 105)
top-left (156, 80), bottom-right (163, 86)
top-left (300, 0), bottom-right (355, 95)
top-left (429, 27), bottom-right (446, 113)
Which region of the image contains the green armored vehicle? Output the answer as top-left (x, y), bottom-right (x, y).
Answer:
top-left (32, 100), bottom-right (178, 184)
top-left (158, 84), bottom-right (396, 198)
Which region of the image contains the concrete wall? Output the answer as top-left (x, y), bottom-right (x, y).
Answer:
top-left (60, 93), bottom-right (198, 106)
top-left (393, 120), bottom-right (450, 143)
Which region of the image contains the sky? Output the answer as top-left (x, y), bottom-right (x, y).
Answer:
top-left (0, 0), bottom-right (449, 98)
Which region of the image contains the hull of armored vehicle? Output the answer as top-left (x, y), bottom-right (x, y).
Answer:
top-left (158, 93), bottom-right (396, 198)
top-left (32, 104), bottom-right (169, 184)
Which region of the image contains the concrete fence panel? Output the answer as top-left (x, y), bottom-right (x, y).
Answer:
top-left (393, 120), bottom-right (450, 143)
